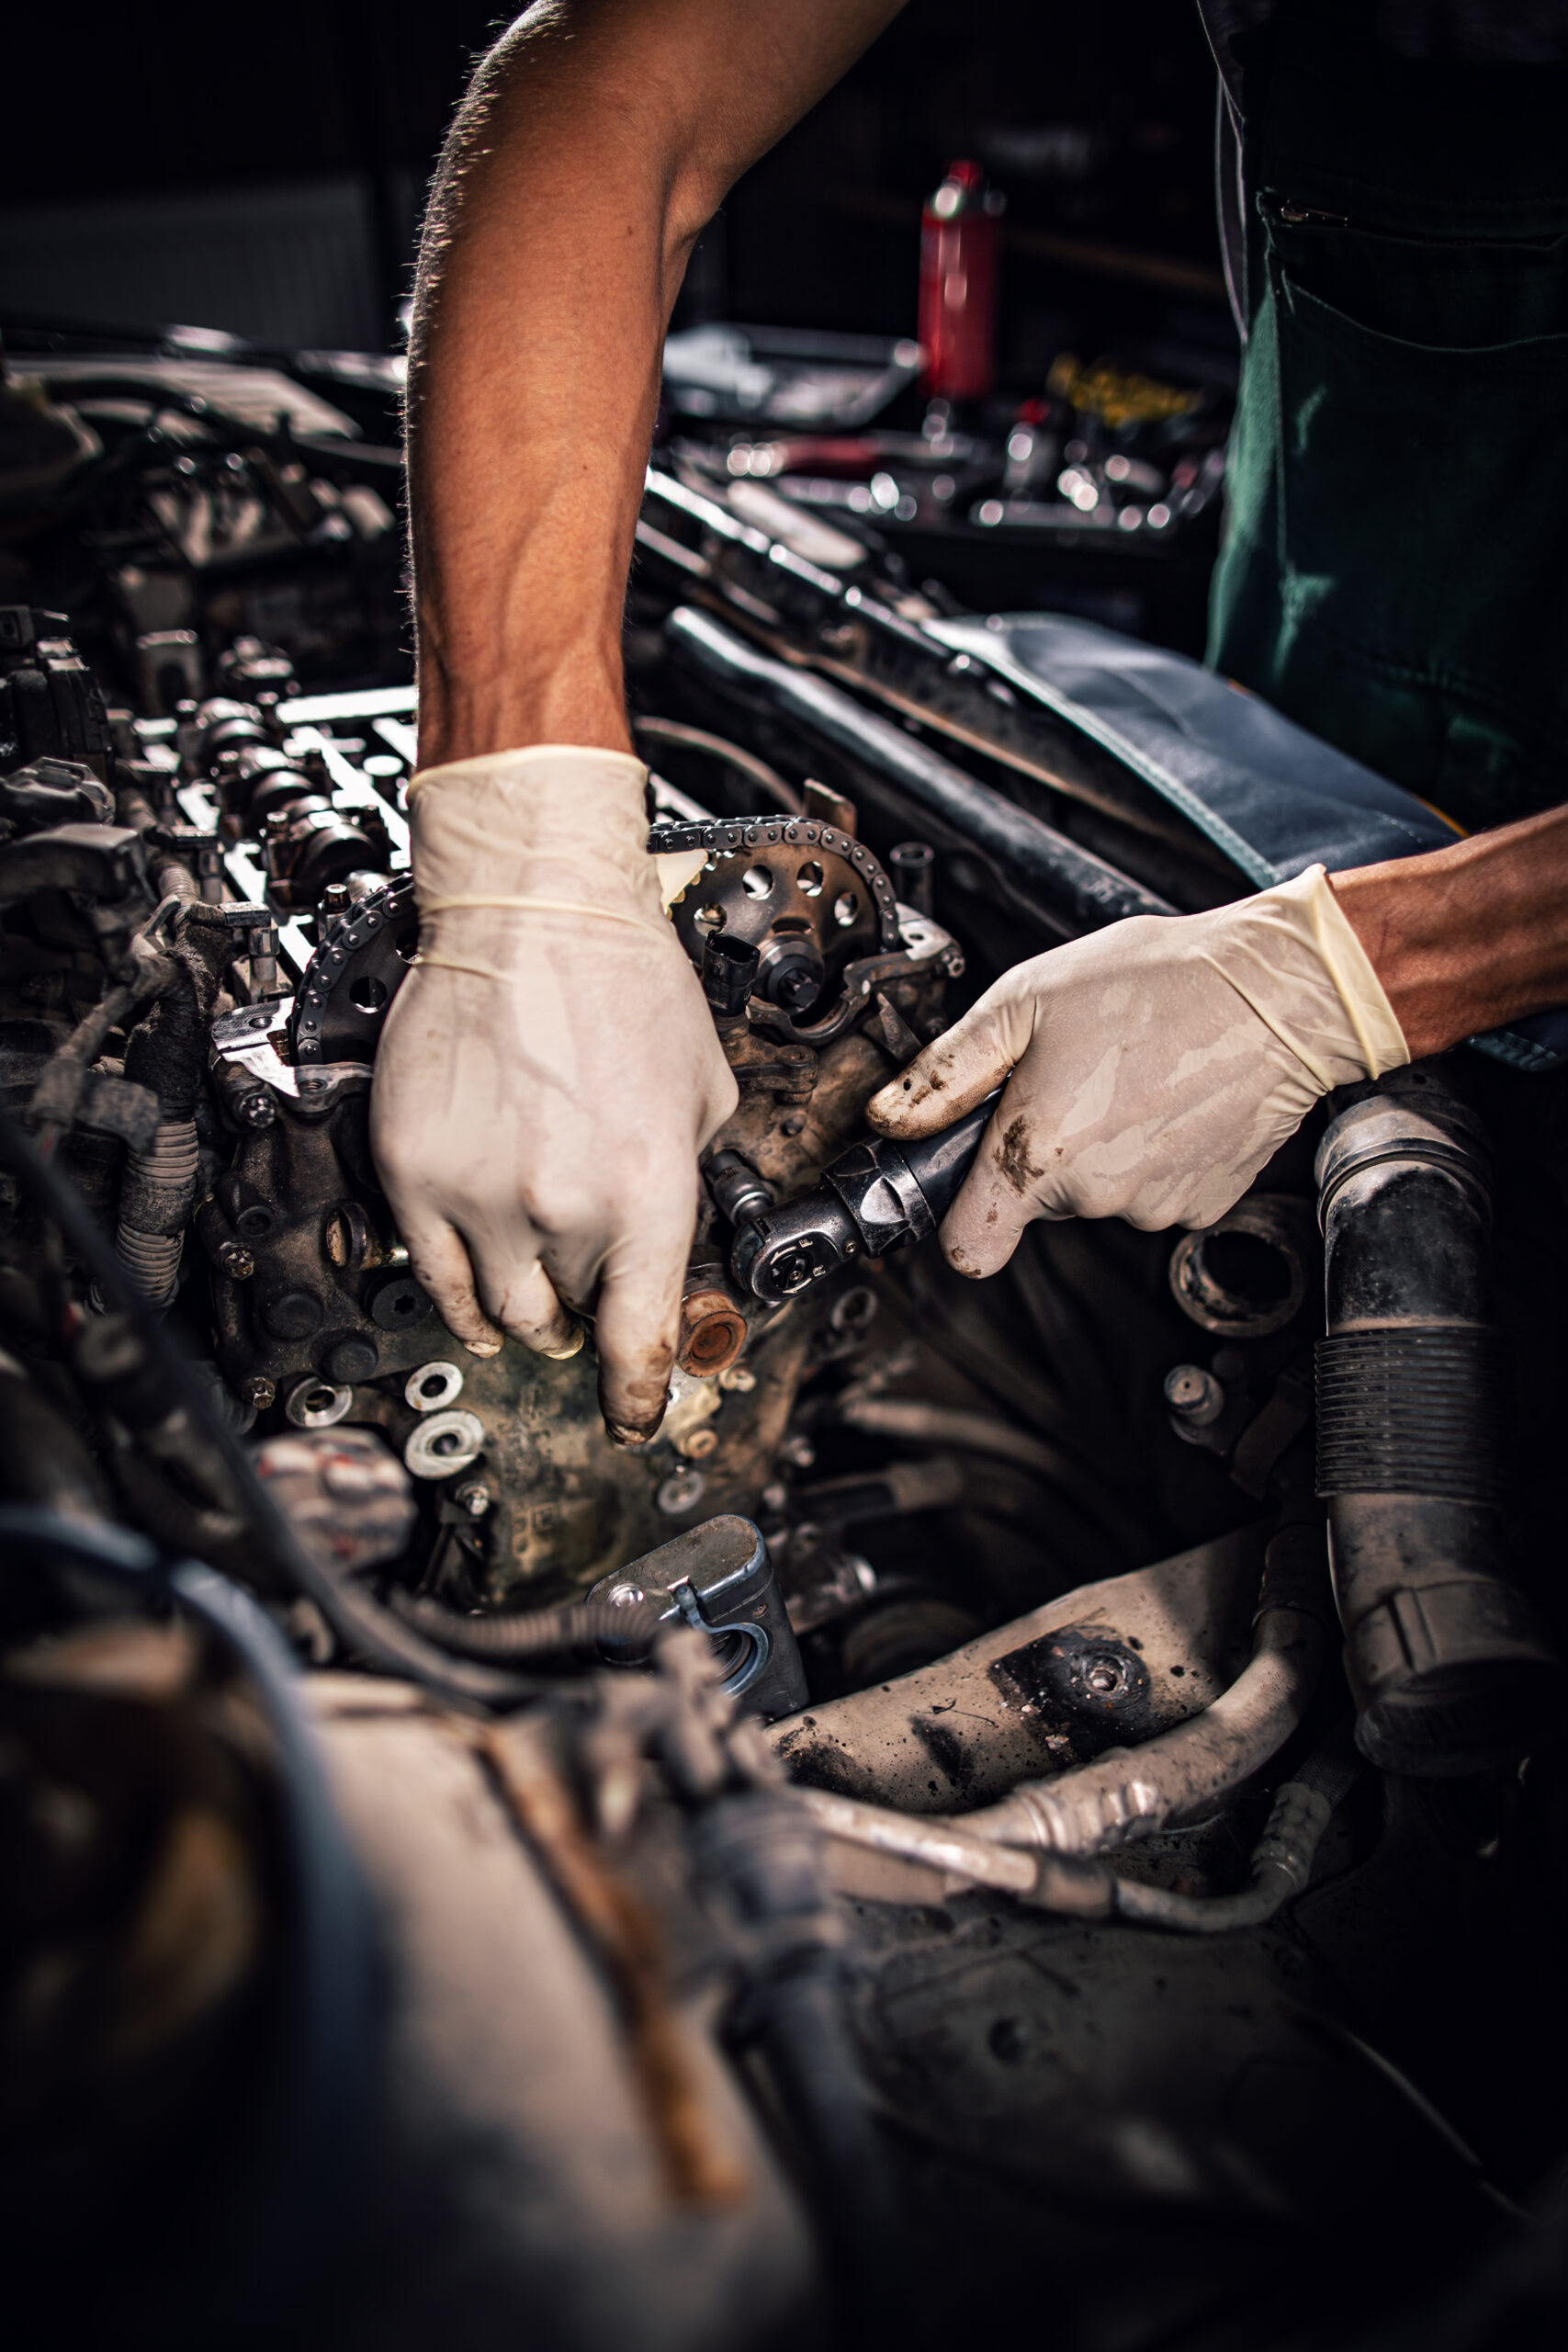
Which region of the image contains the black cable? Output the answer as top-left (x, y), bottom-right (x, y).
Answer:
top-left (0, 1506), bottom-right (380, 2335)
top-left (390, 1587), bottom-right (660, 1661)
top-left (0, 1104), bottom-right (533, 1710)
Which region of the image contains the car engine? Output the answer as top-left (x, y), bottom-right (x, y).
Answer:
top-left (2, 342), bottom-right (1566, 2352)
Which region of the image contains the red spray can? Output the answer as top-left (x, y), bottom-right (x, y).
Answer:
top-left (918, 159), bottom-right (1002, 402)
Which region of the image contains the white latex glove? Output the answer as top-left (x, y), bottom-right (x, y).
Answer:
top-left (865, 864), bottom-right (1407, 1273)
top-left (369, 747), bottom-right (737, 1443)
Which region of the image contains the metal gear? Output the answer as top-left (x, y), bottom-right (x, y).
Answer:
top-left (288, 873), bottom-right (419, 1065)
top-left (655, 815), bottom-right (900, 1021)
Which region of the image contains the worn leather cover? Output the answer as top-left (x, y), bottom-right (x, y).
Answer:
top-left (939, 611), bottom-right (1567, 1072)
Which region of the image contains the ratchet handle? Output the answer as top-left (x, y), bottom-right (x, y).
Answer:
top-left (730, 1089), bottom-right (1001, 1306)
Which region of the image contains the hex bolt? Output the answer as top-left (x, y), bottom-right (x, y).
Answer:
top-left (217, 1241), bottom-right (255, 1280)
top-left (454, 1480), bottom-right (492, 1519)
top-left (1164, 1363), bottom-right (1225, 1427)
top-left (237, 1090), bottom-right (276, 1129)
top-left (242, 1374), bottom-right (276, 1410)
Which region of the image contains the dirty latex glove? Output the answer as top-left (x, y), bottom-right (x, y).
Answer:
top-left (369, 746), bottom-right (737, 1443)
top-left (864, 864), bottom-right (1407, 1274)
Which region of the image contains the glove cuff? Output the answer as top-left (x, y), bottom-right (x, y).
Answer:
top-left (406, 742), bottom-right (648, 808)
top-left (1283, 864), bottom-right (1410, 1080)
top-left (408, 743), bottom-right (656, 909)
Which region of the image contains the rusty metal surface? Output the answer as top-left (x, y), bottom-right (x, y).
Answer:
top-left (770, 1524), bottom-right (1265, 1813)
top-left (305, 1680), bottom-right (816, 2352)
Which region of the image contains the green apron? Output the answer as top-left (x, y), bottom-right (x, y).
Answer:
top-left (1206, 0), bottom-right (1568, 832)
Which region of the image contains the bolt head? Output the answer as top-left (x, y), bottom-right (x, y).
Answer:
top-left (454, 1479), bottom-right (492, 1518)
top-left (238, 1092), bottom-right (276, 1128)
top-left (218, 1242), bottom-right (254, 1279)
top-left (679, 1426), bottom-right (719, 1461)
top-left (325, 1335), bottom-right (379, 1384)
top-left (656, 1467), bottom-right (707, 1515)
top-left (242, 1375), bottom-right (276, 1410)
top-left (1164, 1363), bottom-right (1224, 1424)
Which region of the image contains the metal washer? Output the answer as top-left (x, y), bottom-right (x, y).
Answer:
top-left (403, 1408), bottom-right (486, 1481)
top-left (405, 1360), bottom-right (465, 1412)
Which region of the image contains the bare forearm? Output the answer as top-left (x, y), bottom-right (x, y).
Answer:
top-left (1332, 802), bottom-right (1568, 1056)
top-left (408, 0), bottom-right (905, 768)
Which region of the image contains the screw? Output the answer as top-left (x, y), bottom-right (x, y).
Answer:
top-left (242, 1374), bottom-right (276, 1410)
top-left (454, 1480), bottom-right (492, 1518)
top-left (237, 1091), bottom-right (276, 1128)
top-left (217, 1241), bottom-right (254, 1279)
top-left (1164, 1363), bottom-right (1224, 1426)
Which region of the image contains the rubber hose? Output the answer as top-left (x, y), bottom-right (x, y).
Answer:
top-left (391, 1588), bottom-right (660, 1661)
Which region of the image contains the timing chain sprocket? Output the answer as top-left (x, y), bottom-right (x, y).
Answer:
top-left (288, 819), bottom-right (905, 1063)
top-left (289, 872), bottom-right (419, 1064)
top-left (655, 815), bottom-right (900, 1022)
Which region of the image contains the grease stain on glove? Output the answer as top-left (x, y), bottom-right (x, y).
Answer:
top-left (867, 865), bottom-right (1406, 1276)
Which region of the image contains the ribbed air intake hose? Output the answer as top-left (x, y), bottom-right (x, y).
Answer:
top-left (1314, 1069), bottom-right (1563, 1774)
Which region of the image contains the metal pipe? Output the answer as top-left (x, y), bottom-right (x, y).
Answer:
top-left (832, 1392), bottom-right (1081, 1483)
top-left (1106, 1729), bottom-right (1360, 1932)
top-left (797, 1521), bottom-right (1328, 1867)
top-left (1315, 1072), bottom-right (1563, 1774)
top-left (663, 604), bottom-right (1174, 933)
top-left (799, 1788), bottom-right (1042, 1895)
top-left (964, 1534), bottom-right (1326, 1855)
top-left (804, 1732), bottom-right (1358, 1929)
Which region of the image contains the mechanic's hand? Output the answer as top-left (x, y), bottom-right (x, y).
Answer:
top-left (865, 864), bottom-right (1407, 1273)
top-left (370, 747), bottom-right (737, 1443)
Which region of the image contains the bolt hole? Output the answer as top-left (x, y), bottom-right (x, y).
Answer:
top-left (796, 859), bottom-right (824, 898)
top-left (350, 975), bottom-right (389, 1013)
top-left (741, 865), bottom-right (774, 899)
top-left (1200, 1229), bottom-right (1292, 1307)
top-left (833, 891), bottom-right (858, 928)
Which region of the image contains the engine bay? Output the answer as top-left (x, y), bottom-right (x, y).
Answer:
top-left (2, 339), bottom-right (1567, 2352)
